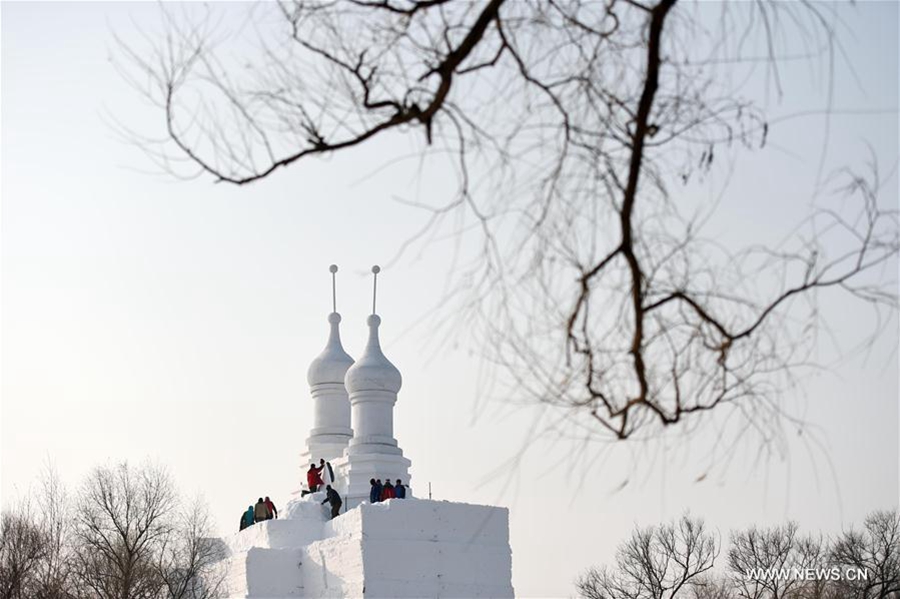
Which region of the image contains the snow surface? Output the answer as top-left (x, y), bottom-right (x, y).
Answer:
top-left (218, 494), bottom-right (514, 598)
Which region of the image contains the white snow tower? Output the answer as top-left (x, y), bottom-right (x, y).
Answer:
top-left (338, 265), bottom-right (412, 508)
top-left (304, 265), bottom-right (354, 464)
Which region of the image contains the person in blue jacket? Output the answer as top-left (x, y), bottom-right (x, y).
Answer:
top-left (369, 478), bottom-right (379, 503)
top-left (241, 505), bottom-right (255, 530)
top-left (394, 479), bottom-right (406, 499)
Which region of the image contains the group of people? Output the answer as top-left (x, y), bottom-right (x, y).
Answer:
top-left (369, 478), bottom-right (406, 503)
top-left (236, 461), bottom-right (411, 529)
top-left (303, 459), bottom-right (343, 519)
top-left (239, 496), bottom-right (278, 531)
top-left (315, 476), bottom-right (407, 520)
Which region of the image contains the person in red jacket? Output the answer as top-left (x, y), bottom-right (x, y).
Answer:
top-left (381, 480), bottom-right (396, 501)
top-left (264, 496), bottom-right (278, 520)
top-left (306, 463), bottom-right (325, 493)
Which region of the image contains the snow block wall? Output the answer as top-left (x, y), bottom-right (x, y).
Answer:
top-left (349, 500), bottom-right (514, 598)
top-left (219, 496), bottom-right (514, 598)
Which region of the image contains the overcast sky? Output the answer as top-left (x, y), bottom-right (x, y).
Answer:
top-left (2, 2), bottom-right (898, 597)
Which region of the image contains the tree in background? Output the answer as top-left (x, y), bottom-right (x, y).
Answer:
top-left (117, 1), bottom-right (898, 446)
top-left (576, 514), bottom-right (719, 599)
top-left (831, 510), bottom-right (900, 599)
top-left (578, 512), bottom-right (900, 599)
top-left (31, 464), bottom-right (75, 599)
top-left (727, 522), bottom-right (826, 599)
top-left (0, 468), bottom-right (76, 599)
top-left (0, 505), bottom-right (48, 599)
top-left (0, 462), bottom-right (225, 599)
top-left (688, 575), bottom-right (734, 599)
top-left (70, 463), bottom-right (176, 599)
top-left (156, 507), bottom-right (227, 599)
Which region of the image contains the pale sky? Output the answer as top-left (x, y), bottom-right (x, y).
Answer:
top-left (1, 2), bottom-right (898, 598)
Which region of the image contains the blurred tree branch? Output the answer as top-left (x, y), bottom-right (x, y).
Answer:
top-left (115, 0), bottom-right (899, 444)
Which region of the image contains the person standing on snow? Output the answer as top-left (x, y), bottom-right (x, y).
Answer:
top-left (321, 485), bottom-right (343, 519)
top-left (381, 480), bottom-right (395, 501)
top-left (374, 479), bottom-right (383, 502)
top-left (369, 478), bottom-right (380, 503)
top-left (242, 505), bottom-right (255, 529)
top-left (254, 498), bottom-right (268, 523)
top-left (394, 479), bottom-right (406, 499)
top-left (307, 463), bottom-right (325, 493)
top-left (264, 496), bottom-right (278, 520)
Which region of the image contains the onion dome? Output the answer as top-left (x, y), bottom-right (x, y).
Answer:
top-left (307, 312), bottom-right (355, 386)
top-left (345, 314), bottom-right (402, 394)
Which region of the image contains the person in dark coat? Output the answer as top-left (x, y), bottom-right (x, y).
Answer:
top-left (369, 478), bottom-right (379, 503)
top-left (394, 479), bottom-right (406, 499)
top-left (374, 479), bottom-right (383, 503)
top-left (321, 485), bottom-right (342, 519)
top-left (264, 496), bottom-right (278, 520)
top-left (254, 498), bottom-right (268, 523)
top-left (381, 481), bottom-right (395, 501)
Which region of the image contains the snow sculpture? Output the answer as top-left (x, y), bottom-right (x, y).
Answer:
top-left (217, 265), bottom-right (514, 598)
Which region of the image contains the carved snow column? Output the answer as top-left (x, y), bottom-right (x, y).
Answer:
top-left (304, 267), bottom-right (354, 464)
top-left (340, 268), bottom-right (411, 507)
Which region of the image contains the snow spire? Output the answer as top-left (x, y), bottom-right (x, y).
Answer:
top-left (342, 265), bottom-right (410, 506)
top-left (371, 264), bottom-right (379, 314)
top-left (331, 263), bottom-right (338, 313)
top-left (305, 264), bottom-right (354, 462)
top-left (345, 265), bottom-right (402, 395)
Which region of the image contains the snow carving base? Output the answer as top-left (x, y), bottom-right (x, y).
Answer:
top-left (218, 496), bottom-right (515, 598)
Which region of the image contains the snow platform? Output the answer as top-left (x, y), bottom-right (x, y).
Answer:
top-left (219, 495), bottom-right (514, 598)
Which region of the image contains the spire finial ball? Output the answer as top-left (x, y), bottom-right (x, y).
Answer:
top-left (329, 264), bottom-right (338, 273)
top-left (371, 265), bottom-right (381, 274)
